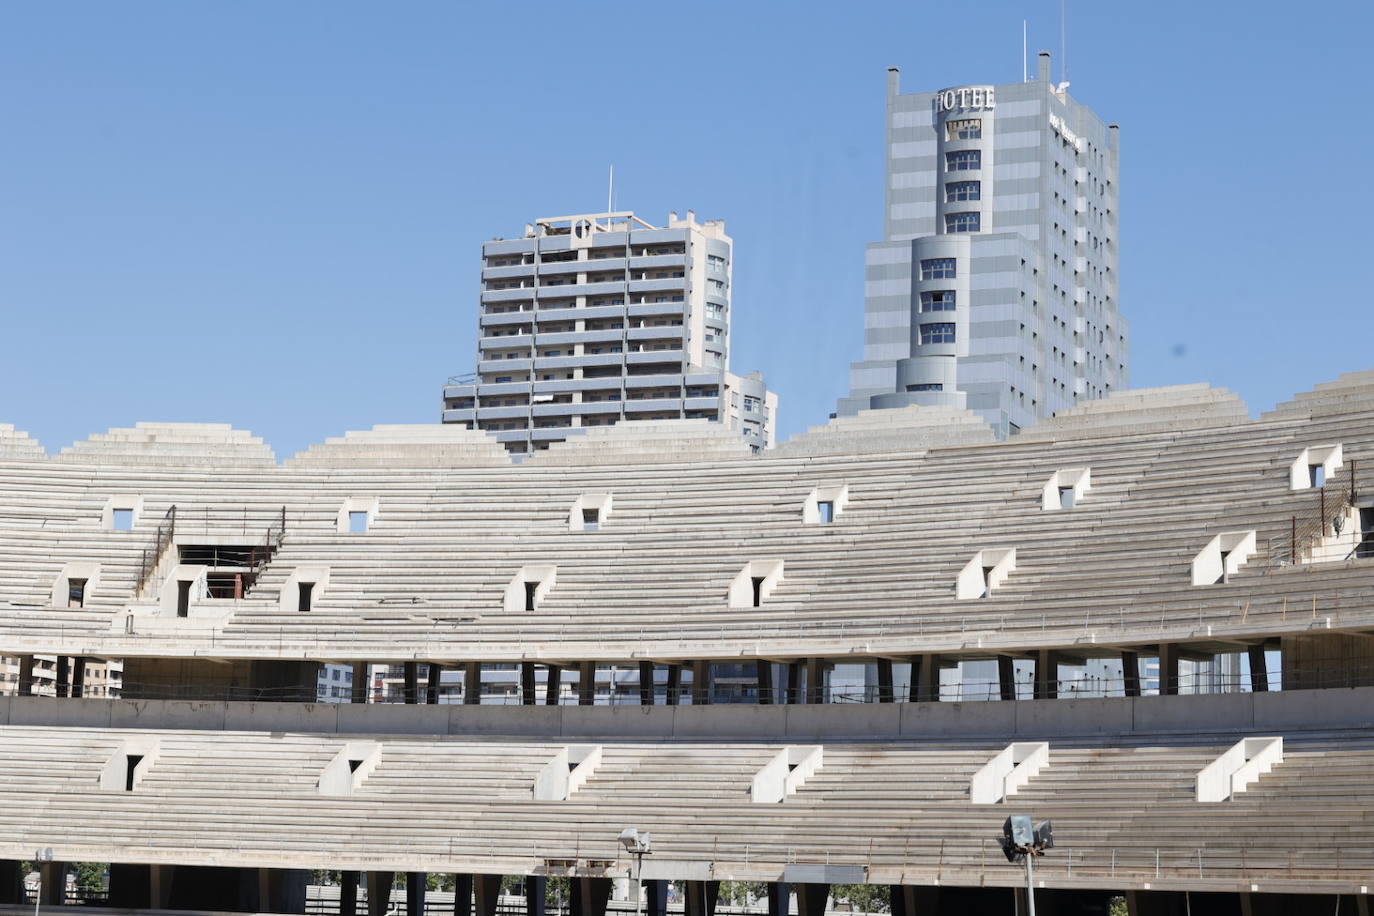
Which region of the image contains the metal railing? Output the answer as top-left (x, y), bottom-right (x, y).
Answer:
top-left (134, 505), bottom-right (176, 598)
top-left (1267, 459), bottom-right (1359, 568)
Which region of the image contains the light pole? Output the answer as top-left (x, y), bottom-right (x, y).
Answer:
top-left (617, 828), bottom-right (652, 916)
top-left (32, 848), bottom-right (53, 916)
top-left (999, 817), bottom-right (1051, 916)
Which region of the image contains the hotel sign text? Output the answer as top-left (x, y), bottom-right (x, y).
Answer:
top-left (937, 87), bottom-right (996, 112)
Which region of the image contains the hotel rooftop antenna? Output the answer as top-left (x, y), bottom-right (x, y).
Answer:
top-left (1023, 20), bottom-right (1028, 82)
top-left (1060, 0), bottom-right (1070, 87)
top-left (607, 165), bottom-right (614, 214)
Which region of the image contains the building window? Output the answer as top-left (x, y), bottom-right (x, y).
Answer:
top-left (906, 383), bottom-right (944, 392)
top-left (945, 150), bottom-right (981, 171)
top-left (920, 258), bottom-right (956, 280)
top-left (919, 290), bottom-right (956, 312)
top-left (112, 508), bottom-right (135, 531)
top-left (919, 323), bottom-right (956, 345)
top-left (68, 578), bottom-right (87, 609)
top-left (946, 118), bottom-right (982, 140)
top-left (298, 582), bottom-right (315, 613)
top-left (945, 212), bottom-right (981, 233)
top-left (348, 511), bottom-right (369, 534)
top-left (945, 181), bottom-right (980, 202)
top-left (817, 501), bottom-right (834, 524)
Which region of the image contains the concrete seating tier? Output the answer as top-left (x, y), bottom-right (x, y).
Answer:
top-left (0, 724), bottom-right (1371, 888)
top-left (0, 424), bottom-right (45, 459)
top-left (0, 373), bottom-right (1372, 663)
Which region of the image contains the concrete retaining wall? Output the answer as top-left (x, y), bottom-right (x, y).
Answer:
top-left (4, 687), bottom-right (1374, 739)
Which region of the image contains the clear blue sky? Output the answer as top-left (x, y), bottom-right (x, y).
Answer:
top-left (2, 1), bottom-right (1370, 459)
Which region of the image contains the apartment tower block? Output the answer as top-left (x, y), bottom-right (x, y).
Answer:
top-left (443, 210), bottom-right (777, 454)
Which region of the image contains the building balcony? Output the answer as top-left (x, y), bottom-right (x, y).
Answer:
top-left (478, 358), bottom-right (532, 373)
top-left (628, 254), bottom-right (686, 270)
top-left (573, 401), bottom-right (623, 416)
top-left (684, 396), bottom-right (721, 411)
top-left (624, 373), bottom-right (683, 389)
top-left (628, 302), bottom-right (685, 319)
top-left (481, 288), bottom-right (536, 304)
top-left (627, 326), bottom-right (684, 342)
top-left (441, 408), bottom-right (475, 424)
top-left (626, 349), bottom-right (684, 365)
top-left (479, 334), bottom-right (532, 349)
top-left (628, 278), bottom-right (685, 294)
top-left (481, 263), bottom-right (535, 280)
top-left (625, 398), bottom-right (684, 413)
top-left (479, 310), bottom-right (534, 327)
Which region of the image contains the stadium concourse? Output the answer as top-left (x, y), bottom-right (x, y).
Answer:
top-left (2, 373), bottom-right (1374, 916)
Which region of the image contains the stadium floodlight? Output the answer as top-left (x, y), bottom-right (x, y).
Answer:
top-left (618, 828), bottom-right (652, 916)
top-left (1000, 817), bottom-right (1052, 916)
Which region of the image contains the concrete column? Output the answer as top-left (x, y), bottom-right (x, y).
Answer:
top-left (40, 862), bottom-right (68, 905)
top-left (644, 880), bottom-right (668, 916)
top-left (473, 873), bottom-right (501, 916)
top-left (997, 655), bottom-right (1016, 701)
top-left (795, 884), bottom-right (829, 916)
top-left (577, 660), bottom-right (596, 706)
top-left (876, 658), bottom-right (894, 703)
top-left (638, 661), bottom-right (655, 705)
top-left (55, 656), bottom-right (70, 698)
top-left (889, 885), bottom-right (940, 916)
top-left (665, 665), bottom-right (681, 706)
top-left (913, 654), bottom-right (938, 702)
top-left (428, 663), bottom-right (446, 705)
top-left (786, 661), bottom-right (802, 704)
top-left (405, 872), bottom-right (426, 916)
top-left (683, 880), bottom-right (720, 916)
top-left (367, 871), bottom-right (395, 916)
top-left (463, 661), bottom-right (482, 705)
top-left (767, 882), bottom-right (791, 916)
top-left (544, 665), bottom-right (562, 705)
top-left (260, 868), bottom-right (307, 914)
top-left (403, 662), bottom-right (419, 704)
top-left (1034, 650), bottom-right (1059, 700)
top-left (351, 662), bottom-right (369, 703)
top-left (1159, 643), bottom-right (1179, 696)
top-left (757, 660), bottom-right (774, 704)
top-left (1248, 644), bottom-right (1269, 692)
top-left (340, 871), bottom-right (360, 916)
top-left (805, 657), bottom-right (825, 704)
top-left (520, 663), bottom-right (538, 706)
top-left (524, 876), bottom-right (547, 916)
top-left (149, 864), bottom-right (173, 909)
top-left (17, 656), bottom-right (33, 696)
top-left (454, 874), bottom-right (473, 916)
top-left (571, 877), bottom-right (613, 916)
top-left (1122, 651), bottom-right (1141, 697)
top-left (691, 659), bottom-right (711, 705)
top-left (71, 657), bottom-right (87, 698)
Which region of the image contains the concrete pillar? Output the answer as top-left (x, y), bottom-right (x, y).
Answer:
top-left (71, 657), bottom-right (87, 698)
top-left (521, 663), bottom-right (538, 706)
top-left (340, 871), bottom-right (360, 916)
top-left (260, 868), bottom-right (307, 914)
top-left (639, 661), bottom-right (655, 705)
top-left (454, 874), bottom-right (473, 916)
top-left (403, 662), bottom-right (419, 704)
top-left (571, 877), bottom-right (613, 916)
top-left (767, 882), bottom-right (791, 916)
top-left (795, 884), bottom-right (829, 916)
top-left (351, 662), bottom-right (369, 703)
top-left (757, 660), bottom-right (774, 704)
top-left (913, 654), bottom-right (938, 702)
top-left (691, 659), bottom-right (711, 705)
top-left (545, 664), bottom-right (562, 705)
top-left (17, 656), bottom-right (33, 696)
top-left (997, 655), bottom-right (1016, 701)
top-left (1035, 649), bottom-right (1059, 700)
top-left (889, 885), bottom-right (940, 916)
top-left (406, 872), bottom-right (426, 916)
top-left (524, 876), bottom-right (547, 916)
top-left (665, 664), bottom-right (681, 706)
top-left (367, 871), bottom-right (395, 916)
top-left (644, 879), bottom-right (668, 916)
top-left (786, 661), bottom-right (802, 704)
top-left (428, 663), bottom-right (446, 705)
top-left (1159, 643), bottom-right (1179, 696)
top-left (876, 659), bottom-right (895, 703)
top-left (473, 873), bottom-right (501, 916)
top-left (1248, 644), bottom-right (1269, 692)
top-left (55, 656), bottom-right (70, 698)
top-left (1122, 651), bottom-right (1141, 697)
top-left (805, 657), bottom-right (825, 704)
top-left (577, 660), bottom-right (596, 706)
top-left (40, 862), bottom-right (68, 905)
top-left (683, 880), bottom-right (720, 916)
top-left (149, 864), bottom-right (172, 909)
top-left (463, 661), bottom-right (481, 705)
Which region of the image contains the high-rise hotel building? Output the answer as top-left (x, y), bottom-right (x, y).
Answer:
top-left (838, 52), bottom-right (1129, 435)
top-left (442, 210), bottom-right (778, 454)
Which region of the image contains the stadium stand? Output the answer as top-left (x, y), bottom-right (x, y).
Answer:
top-left (1, 372), bottom-right (1373, 915)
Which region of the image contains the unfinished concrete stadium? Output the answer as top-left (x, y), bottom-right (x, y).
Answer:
top-left (3, 372), bottom-right (1374, 916)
